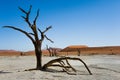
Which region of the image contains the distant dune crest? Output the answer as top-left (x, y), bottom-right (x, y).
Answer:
top-left (0, 50), bottom-right (17, 52)
top-left (67, 45), bottom-right (88, 48)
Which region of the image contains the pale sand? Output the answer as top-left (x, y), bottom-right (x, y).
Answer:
top-left (0, 55), bottom-right (120, 80)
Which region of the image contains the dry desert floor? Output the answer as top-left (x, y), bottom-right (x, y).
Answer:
top-left (0, 55), bottom-right (120, 80)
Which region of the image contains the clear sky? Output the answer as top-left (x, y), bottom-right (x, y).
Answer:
top-left (0, 0), bottom-right (120, 51)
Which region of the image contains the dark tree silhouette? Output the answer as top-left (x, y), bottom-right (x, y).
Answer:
top-left (3, 5), bottom-right (53, 70)
top-left (3, 6), bottom-right (92, 75)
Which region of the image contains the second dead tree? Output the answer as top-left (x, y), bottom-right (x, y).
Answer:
top-left (46, 45), bottom-right (58, 57)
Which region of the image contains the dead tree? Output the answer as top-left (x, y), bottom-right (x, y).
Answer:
top-left (46, 45), bottom-right (53, 57)
top-left (3, 6), bottom-right (92, 75)
top-left (46, 45), bottom-right (58, 57)
top-left (52, 48), bottom-right (58, 56)
top-left (3, 5), bottom-right (53, 70)
top-left (77, 49), bottom-right (81, 56)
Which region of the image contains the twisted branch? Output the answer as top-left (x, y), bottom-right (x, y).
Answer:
top-left (3, 26), bottom-right (35, 44)
top-left (33, 9), bottom-right (39, 25)
top-left (38, 26), bottom-right (53, 43)
top-left (43, 26), bottom-right (52, 33)
top-left (42, 57), bottom-right (92, 75)
top-left (19, 5), bottom-right (32, 27)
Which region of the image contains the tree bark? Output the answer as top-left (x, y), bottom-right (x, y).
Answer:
top-left (34, 41), bottom-right (42, 69)
top-left (35, 48), bottom-right (42, 69)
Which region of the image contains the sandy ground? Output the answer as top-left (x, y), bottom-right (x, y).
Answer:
top-left (0, 55), bottom-right (120, 80)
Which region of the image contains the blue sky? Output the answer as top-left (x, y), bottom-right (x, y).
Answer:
top-left (0, 0), bottom-right (120, 51)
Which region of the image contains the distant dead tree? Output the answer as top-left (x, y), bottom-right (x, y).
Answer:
top-left (77, 49), bottom-right (81, 56)
top-left (46, 45), bottom-right (59, 57)
top-left (52, 48), bottom-right (58, 56)
top-left (3, 5), bottom-right (92, 75)
top-left (46, 45), bottom-right (53, 56)
top-left (20, 52), bottom-right (26, 56)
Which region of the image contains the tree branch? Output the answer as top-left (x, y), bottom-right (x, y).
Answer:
top-left (38, 27), bottom-right (53, 43)
top-left (38, 28), bottom-right (44, 41)
top-left (3, 26), bottom-right (35, 44)
top-left (42, 57), bottom-right (92, 75)
top-left (28, 5), bottom-right (32, 14)
top-left (18, 7), bottom-right (28, 14)
top-left (38, 28), bottom-right (42, 34)
top-left (43, 26), bottom-right (52, 33)
top-left (65, 58), bottom-right (76, 72)
top-left (19, 5), bottom-right (32, 27)
top-left (44, 35), bottom-right (54, 43)
top-left (33, 9), bottom-right (39, 25)
top-left (29, 33), bottom-right (35, 36)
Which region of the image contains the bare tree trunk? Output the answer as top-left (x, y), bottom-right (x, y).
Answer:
top-left (35, 47), bottom-right (42, 69)
top-left (77, 49), bottom-right (81, 56)
top-left (46, 45), bottom-right (52, 57)
top-left (34, 41), bottom-right (43, 69)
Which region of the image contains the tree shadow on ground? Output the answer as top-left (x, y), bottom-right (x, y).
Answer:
top-left (0, 71), bottom-right (12, 74)
top-left (43, 68), bottom-right (91, 75)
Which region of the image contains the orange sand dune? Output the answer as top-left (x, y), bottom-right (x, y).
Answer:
top-left (0, 50), bottom-right (20, 56)
top-left (60, 45), bottom-right (120, 56)
top-left (1, 46), bottom-right (120, 56)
